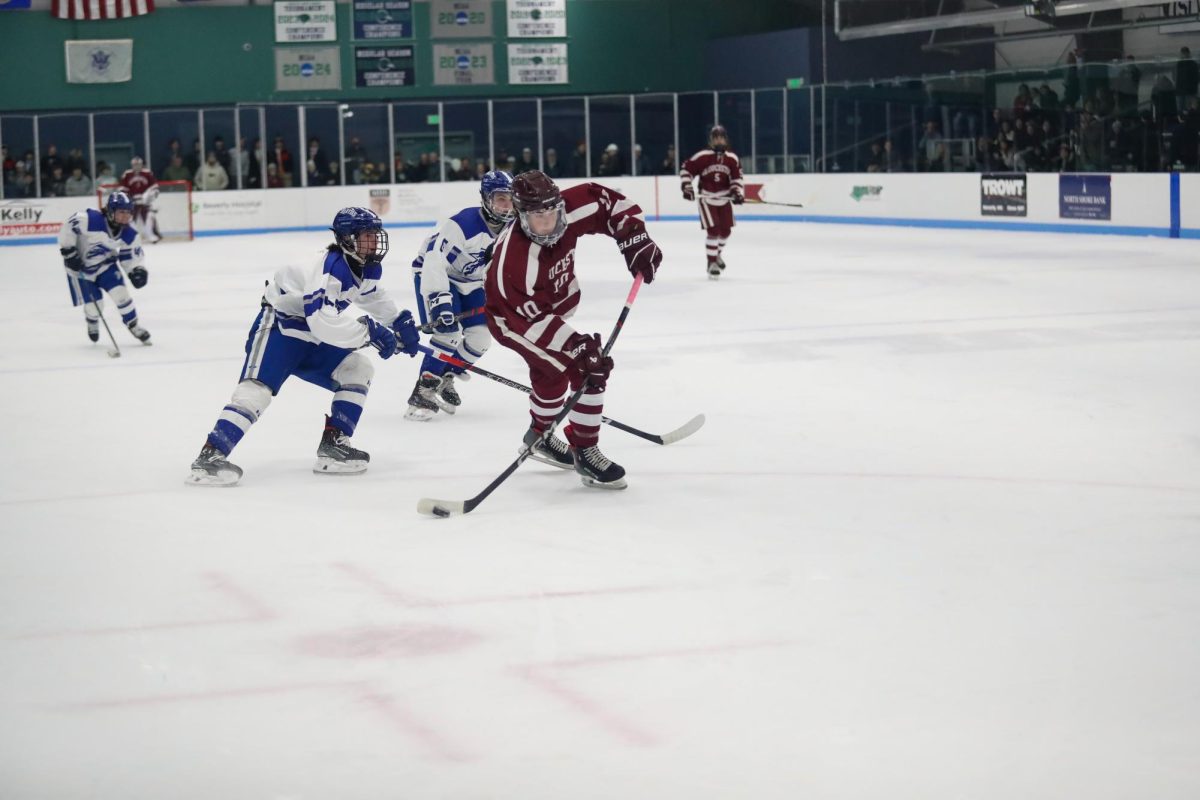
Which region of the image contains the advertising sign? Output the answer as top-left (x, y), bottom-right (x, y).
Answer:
top-left (980, 173), bottom-right (1027, 217)
top-left (1059, 174), bottom-right (1111, 220)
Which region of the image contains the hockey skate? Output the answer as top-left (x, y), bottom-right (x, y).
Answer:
top-left (127, 322), bottom-right (152, 345)
top-left (86, 319), bottom-right (99, 343)
top-left (314, 418), bottom-right (369, 475)
top-left (404, 373), bottom-right (441, 421)
top-left (521, 427), bottom-right (574, 470)
top-left (716, 255), bottom-right (727, 272)
top-left (434, 372), bottom-right (462, 414)
top-left (571, 444), bottom-right (628, 490)
top-left (707, 259), bottom-right (721, 280)
top-left (186, 442), bottom-right (243, 487)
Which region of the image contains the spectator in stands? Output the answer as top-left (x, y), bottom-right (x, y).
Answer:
top-left (212, 136), bottom-right (232, 175)
top-left (43, 165), bottom-right (67, 197)
top-left (597, 143), bottom-right (623, 176)
top-left (1013, 84), bottom-right (1034, 117)
top-left (918, 121), bottom-right (948, 172)
top-left (394, 152), bottom-right (415, 183)
top-left (1036, 83), bottom-right (1060, 112)
top-left (658, 144), bottom-right (677, 175)
top-left (305, 137), bottom-right (331, 186)
top-left (1, 146), bottom-right (14, 189)
top-left (9, 162), bottom-right (34, 197)
top-left (1107, 119), bottom-right (1136, 171)
top-left (1050, 142), bottom-right (1075, 172)
top-left (228, 137), bottom-right (252, 189)
top-left (345, 136), bottom-right (368, 178)
top-left (64, 166), bottom-right (91, 196)
top-left (195, 152), bottom-right (230, 192)
top-left (543, 147), bottom-right (564, 178)
top-left (1176, 47), bottom-right (1199, 108)
top-left (267, 136), bottom-right (292, 186)
top-left (633, 143), bottom-right (654, 176)
top-left (1063, 50), bottom-right (1082, 109)
top-left (266, 162), bottom-right (283, 189)
top-left (1077, 110), bottom-right (1105, 170)
top-left (474, 160), bottom-right (489, 180)
top-left (513, 147), bottom-right (537, 176)
top-left (1152, 74), bottom-right (1178, 123)
top-left (163, 154), bottom-right (190, 182)
top-left (93, 161), bottom-right (115, 191)
top-left (65, 147), bottom-right (87, 176)
top-left (997, 139), bottom-right (1017, 171)
top-left (426, 151), bottom-right (443, 182)
top-left (245, 138), bottom-right (263, 189)
top-left (881, 138), bottom-right (899, 172)
top-left (568, 140), bottom-right (588, 177)
top-left (358, 162), bottom-right (377, 185)
top-left (1116, 56), bottom-right (1141, 118)
top-left (974, 136), bottom-right (998, 172)
top-left (40, 144), bottom-right (63, 180)
top-left (372, 162), bottom-right (389, 184)
top-left (186, 138), bottom-right (202, 175)
top-left (162, 138), bottom-right (182, 175)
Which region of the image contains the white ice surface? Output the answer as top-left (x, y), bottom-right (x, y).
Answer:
top-left (1, 222), bottom-right (1198, 799)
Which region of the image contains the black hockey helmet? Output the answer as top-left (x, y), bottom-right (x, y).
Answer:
top-left (512, 170), bottom-right (567, 247)
top-left (709, 125), bottom-right (729, 152)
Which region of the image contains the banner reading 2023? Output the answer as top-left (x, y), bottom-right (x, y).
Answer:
top-left (352, 0), bottom-right (413, 40)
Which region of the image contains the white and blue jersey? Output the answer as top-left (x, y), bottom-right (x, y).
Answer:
top-left (265, 249), bottom-right (401, 349)
top-left (57, 208), bottom-right (144, 279)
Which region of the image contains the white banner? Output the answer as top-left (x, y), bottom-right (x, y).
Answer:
top-left (274, 0), bottom-right (337, 43)
top-left (64, 39), bottom-right (133, 84)
top-left (506, 0), bottom-right (566, 37)
top-left (507, 43), bottom-right (567, 84)
top-left (430, 0), bottom-right (492, 38)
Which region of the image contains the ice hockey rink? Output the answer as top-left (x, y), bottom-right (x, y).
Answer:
top-left (1, 219), bottom-right (1198, 799)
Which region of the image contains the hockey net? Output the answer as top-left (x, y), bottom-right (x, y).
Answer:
top-left (98, 180), bottom-right (194, 242)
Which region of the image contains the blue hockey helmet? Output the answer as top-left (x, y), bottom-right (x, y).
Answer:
top-left (330, 206), bottom-right (388, 265)
top-left (480, 170), bottom-right (515, 226)
top-left (105, 190), bottom-right (135, 226)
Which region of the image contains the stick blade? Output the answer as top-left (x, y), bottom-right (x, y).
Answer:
top-left (107, 349), bottom-right (121, 358)
top-left (659, 413), bottom-right (706, 445)
top-left (417, 498), bottom-right (466, 518)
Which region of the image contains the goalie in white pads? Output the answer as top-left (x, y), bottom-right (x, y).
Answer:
top-left (187, 207), bottom-right (421, 487)
top-left (405, 170), bottom-right (514, 421)
top-left (58, 190), bottom-right (152, 346)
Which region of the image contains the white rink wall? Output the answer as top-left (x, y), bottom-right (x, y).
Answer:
top-left (3, 172), bottom-right (1199, 244)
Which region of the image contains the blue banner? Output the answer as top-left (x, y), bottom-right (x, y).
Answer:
top-left (0, 0), bottom-right (34, 9)
top-left (1059, 174), bottom-right (1111, 221)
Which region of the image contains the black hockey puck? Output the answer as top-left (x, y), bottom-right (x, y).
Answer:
top-left (432, 506), bottom-right (450, 518)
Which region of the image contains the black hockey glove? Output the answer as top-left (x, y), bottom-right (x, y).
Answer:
top-left (681, 185), bottom-right (695, 202)
top-left (360, 316), bottom-right (398, 359)
top-left (616, 223), bottom-right (661, 285)
top-left (731, 192), bottom-right (745, 205)
top-left (565, 331), bottom-right (613, 392)
top-left (61, 247), bottom-right (83, 273)
top-left (128, 266), bottom-right (148, 289)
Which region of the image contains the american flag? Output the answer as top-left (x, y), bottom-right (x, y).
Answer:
top-left (52, 0), bottom-right (154, 19)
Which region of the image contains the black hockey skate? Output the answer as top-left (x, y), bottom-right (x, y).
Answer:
top-left (127, 322), bottom-right (152, 344)
top-left (716, 255), bottom-right (726, 272)
top-left (186, 442), bottom-right (243, 487)
top-left (707, 259), bottom-right (721, 280)
top-left (86, 319), bottom-right (99, 342)
top-left (434, 372), bottom-right (462, 414)
top-left (314, 418), bottom-right (369, 475)
top-left (404, 372), bottom-right (441, 422)
top-left (570, 444), bottom-right (628, 490)
top-left (521, 427), bottom-right (575, 470)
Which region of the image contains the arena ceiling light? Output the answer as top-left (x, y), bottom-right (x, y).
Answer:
top-left (835, 0), bottom-right (1157, 40)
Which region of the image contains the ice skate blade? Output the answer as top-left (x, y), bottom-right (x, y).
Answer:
top-left (313, 458), bottom-right (368, 475)
top-left (578, 474), bottom-right (628, 490)
top-left (522, 447), bottom-right (575, 470)
top-left (434, 397), bottom-right (458, 414)
top-left (405, 405), bottom-right (437, 422)
top-left (185, 469), bottom-right (240, 487)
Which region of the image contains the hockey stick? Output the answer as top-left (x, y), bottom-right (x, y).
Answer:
top-left (743, 199), bottom-right (805, 209)
top-left (415, 344), bottom-right (704, 446)
top-left (417, 275), bottom-right (645, 518)
top-left (91, 301), bottom-right (121, 358)
top-left (417, 306), bottom-right (485, 335)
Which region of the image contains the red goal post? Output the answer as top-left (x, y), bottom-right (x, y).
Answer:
top-left (97, 180), bottom-right (194, 242)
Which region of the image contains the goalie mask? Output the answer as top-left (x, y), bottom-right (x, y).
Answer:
top-left (105, 190), bottom-right (134, 230)
top-left (512, 170), bottom-right (566, 248)
top-left (330, 207), bottom-right (389, 267)
top-left (708, 125), bottom-right (729, 153)
top-left (479, 169), bottom-right (515, 227)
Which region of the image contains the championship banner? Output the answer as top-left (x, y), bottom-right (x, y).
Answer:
top-left (432, 43), bottom-right (494, 85)
top-left (507, 43), bottom-right (567, 84)
top-left (351, 0), bottom-right (413, 41)
top-left (274, 1), bottom-right (337, 43)
top-left (65, 39), bottom-right (133, 84)
top-left (980, 173), bottom-right (1027, 217)
top-left (506, 0), bottom-right (565, 37)
top-left (354, 45), bottom-right (415, 87)
top-left (430, 0), bottom-right (490, 38)
top-left (274, 46), bottom-right (341, 91)
top-left (1059, 174), bottom-right (1111, 220)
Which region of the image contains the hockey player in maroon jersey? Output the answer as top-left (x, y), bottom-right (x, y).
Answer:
top-left (119, 156), bottom-right (161, 244)
top-left (680, 125), bottom-right (744, 279)
top-left (485, 170), bottom-right (662, 490)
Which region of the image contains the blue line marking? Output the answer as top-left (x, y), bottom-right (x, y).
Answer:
top-left (1169, 173), bottom-right (1181, 239)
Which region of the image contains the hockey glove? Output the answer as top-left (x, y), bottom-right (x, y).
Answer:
top-left (361, 316), bottom-right (398, 359)
top-left (681, 185), bottom-right (695, 202)
top-left (428, 292), bottom-right (459, 335)
top-left (391, 310), bottom-right (420, 357)
top-left (61, 247), bottom-right (83, 273)
top-left (565, 331), bottom-right (614, 392)
top-left (732, 192), bottom-right (745, 205)
top-left (128, 266), bottom-right (148, 289)
top-left (616, 223), bottom-right (661, 285)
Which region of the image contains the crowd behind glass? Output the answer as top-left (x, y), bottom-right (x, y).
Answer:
top-left (3, 48), bottom-right (1197, 199)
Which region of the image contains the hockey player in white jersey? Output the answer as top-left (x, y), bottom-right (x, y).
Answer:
top-left (58, 190), bottom-right (152, 346)
top-left (187, 207), bottom-right (421, 487)
top-left (405, 170), bottom-right (514, 421)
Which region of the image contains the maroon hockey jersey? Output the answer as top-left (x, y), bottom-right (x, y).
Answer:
top-left (485, 182), bottom-right (644, 361)
top-left (119, 168), bottom-right (157, 204)
top-left (680, 149), bottom-right (744, 205)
